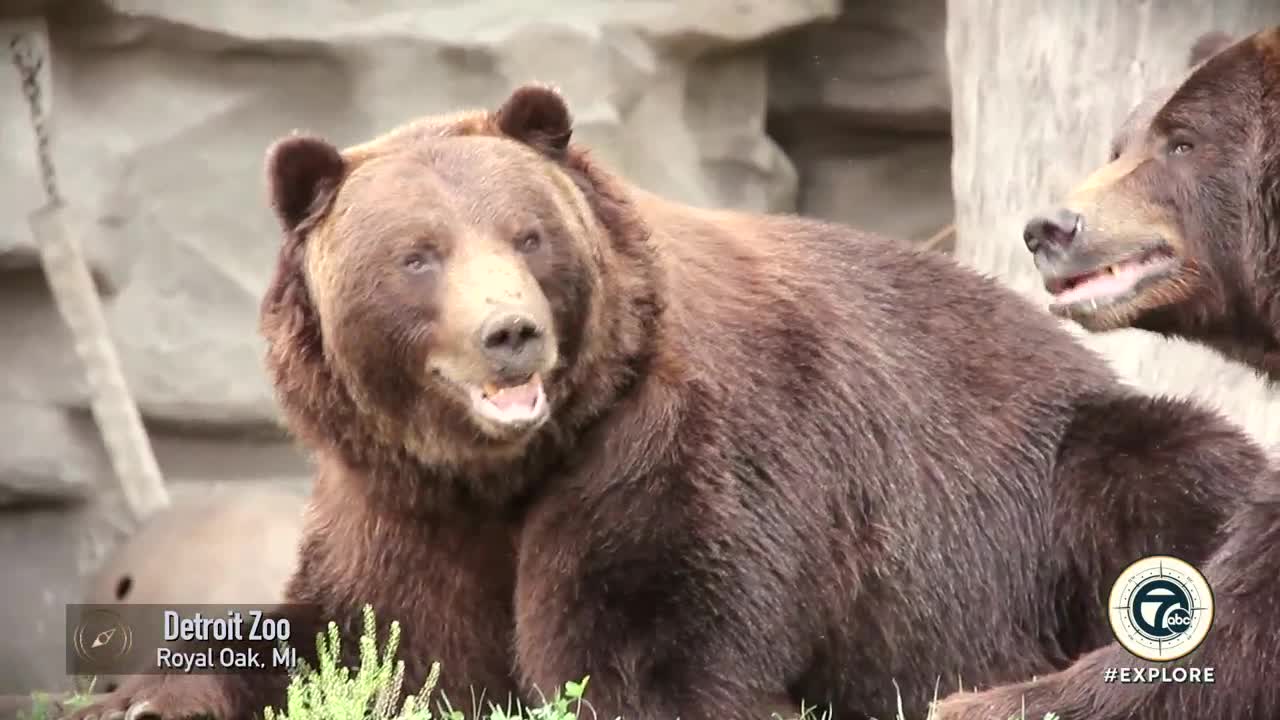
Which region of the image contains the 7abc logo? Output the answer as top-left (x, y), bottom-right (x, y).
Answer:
top-left (1108, 555), bottom-right (1213, 662)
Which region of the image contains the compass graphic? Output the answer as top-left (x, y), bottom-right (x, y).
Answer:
top-left (1108, 555), bottom-right (1214, 662)
top-left (72, 608), bottom-right (134, 664)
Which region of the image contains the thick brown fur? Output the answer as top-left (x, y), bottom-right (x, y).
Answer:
top-left (71, 84), bottom-right (1268, 720)
top-left (932, 480), bottom-right (1280, 720)
top-left (934, 27), bottom-right (1280, 720)
top-left (1022, 28), bottom-right (1280, 383)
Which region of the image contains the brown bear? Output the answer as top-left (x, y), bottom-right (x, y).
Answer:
top-left (1021, 27), bottom-right (1278, 382)
top-left (70, 84), bottom-right (1268, 720)
top-left (934, 27), bottom-right (1280, 720)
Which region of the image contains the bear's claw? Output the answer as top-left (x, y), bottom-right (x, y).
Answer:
top-left (124, 701), bottom-right (157, 720)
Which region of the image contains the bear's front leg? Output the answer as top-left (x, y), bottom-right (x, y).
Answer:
top-left (936, 476), bottom-right (1280, 720)
top-left (1043, 391), bottom-right (1266, 657)
top-left (513, 482), bottom-right (808, 720)
top-left (930, 645), bottom-right (1121, 720)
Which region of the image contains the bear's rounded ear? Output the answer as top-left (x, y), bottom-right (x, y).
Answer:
top-left (265, 134), bottom-right (346, 232)
top-left (494, 84), bottom-right (573, 154)
top-left (1188, 31), bottom-right (1235, 68)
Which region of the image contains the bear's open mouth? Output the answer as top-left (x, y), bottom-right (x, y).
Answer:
top-left (1044, 246), bottom-right (1180, 314)
top-left (466, 373), bottom-right (549, 430)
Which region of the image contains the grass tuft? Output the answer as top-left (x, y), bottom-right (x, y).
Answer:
top-left (262, 604), bottom-right (590, 720)
top-left (20, 679), bottom-right (96, 720)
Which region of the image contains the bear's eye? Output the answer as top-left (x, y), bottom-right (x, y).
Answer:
top-left (1169, 141), bottom-right (1195, 156)
top-left (402, 252), bottom-right (439, 274)
top-left (515, 230), bottom-right (542, 254)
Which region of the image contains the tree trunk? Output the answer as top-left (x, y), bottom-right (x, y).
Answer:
top-left (946, 2), bottom-right (1280, 449)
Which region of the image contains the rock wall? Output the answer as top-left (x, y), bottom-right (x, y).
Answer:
top-left (0, 0), bottom-right (955, 694)
top-left (769, 0), bottom-right (953, 247)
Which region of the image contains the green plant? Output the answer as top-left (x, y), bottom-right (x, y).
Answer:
top-left (20, 679), bottom-right (96, 720)
top-left (262, 604), bottom-right (436, 720)
top-left (260, 605), bottom-right (590, 720)
top-left (478, 677), bottom-right (589, 720)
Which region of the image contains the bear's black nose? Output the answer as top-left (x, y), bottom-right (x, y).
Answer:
top-left (1023, 209), bottom-right (1083, 255)
top-left (478, 309), bottom-right (546, 375)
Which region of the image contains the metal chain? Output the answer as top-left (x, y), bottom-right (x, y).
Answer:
top-left (9, 31), bottom-right (62, 206)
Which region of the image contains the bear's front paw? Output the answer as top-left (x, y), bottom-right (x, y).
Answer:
top-left (63, 675), bottom-right (235, 720)
top-left (931, 687), bottom-right (1047, 720)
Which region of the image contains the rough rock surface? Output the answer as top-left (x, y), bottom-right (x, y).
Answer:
top-left (947, 1), bottom-right (1280, 450)
top-left (3, 0), bottom-right (838, 433)
top-left (2, 0), bottom-right (854, 503)
top-left (768, 0), bottom-right (954, 246)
